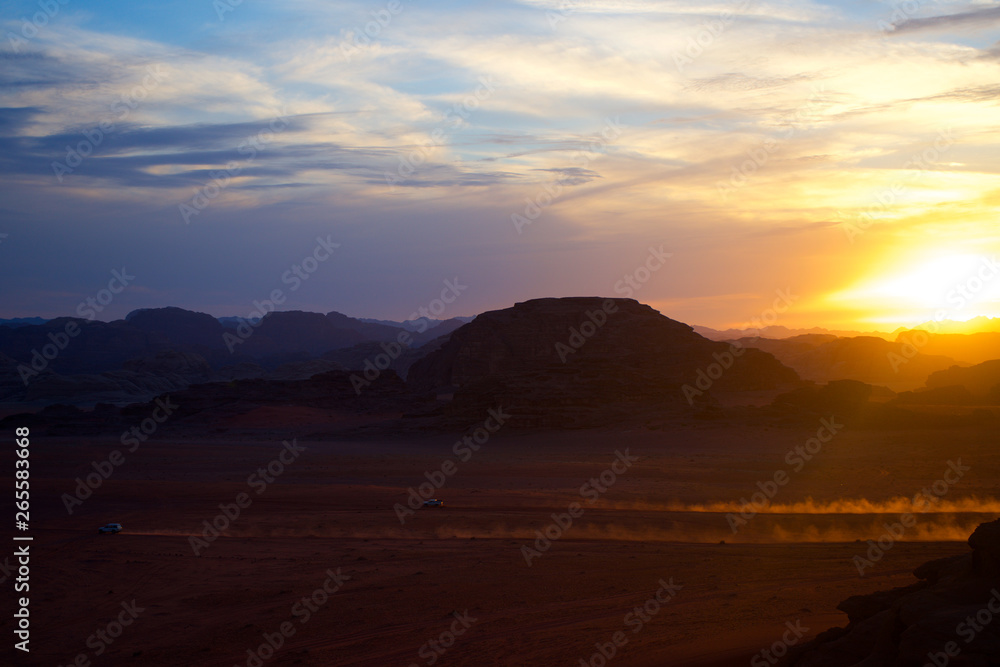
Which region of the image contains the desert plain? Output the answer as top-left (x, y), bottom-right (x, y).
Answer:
top-left (8, 403), bottom-right (999, 667)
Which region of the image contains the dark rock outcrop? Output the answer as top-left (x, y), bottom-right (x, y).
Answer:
top-left (787, 519), bottom-right (1000, 666)
top-left (772, 379), bottom-right (874, 419)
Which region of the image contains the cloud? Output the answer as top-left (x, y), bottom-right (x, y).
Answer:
top-left (532, 166), bottom-right (602, 185)
top-left (887, 6), bottom-right (1000, 34)
top-left (2, 0), bottom-right (1000, 328)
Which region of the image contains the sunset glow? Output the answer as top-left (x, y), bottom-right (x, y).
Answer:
top-left (2, 1), bottom-right (1000, 331)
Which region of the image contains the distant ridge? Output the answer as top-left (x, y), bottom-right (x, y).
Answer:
top-left (695, 316), bottom-right (1000, 341)
top-left (905, 315), bottom-right (1000, 335)
top-left (0, 317), bottom-right (49, 328)
top-left (693, 324), bottom-right (894, 341)
top-left (358, 316), bottom-right (475, 331)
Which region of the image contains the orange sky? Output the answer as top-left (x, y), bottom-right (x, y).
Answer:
top-left (2, 1), bottom-right (1000, 330)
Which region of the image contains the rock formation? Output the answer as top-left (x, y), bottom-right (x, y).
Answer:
top-left (788, 519), bottom-right (1000, 666)
top-left (408, 297), bottom-right (799, 426)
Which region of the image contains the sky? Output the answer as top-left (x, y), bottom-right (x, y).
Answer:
top-left (2, 0), bottom-right (1000, 330)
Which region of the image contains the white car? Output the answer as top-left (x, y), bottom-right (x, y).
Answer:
top-left (423, 499), bottom-right (444, 508)
top-left (98, 523), bottom-right (123, 534)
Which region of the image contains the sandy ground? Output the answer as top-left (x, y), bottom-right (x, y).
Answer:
top-left (4, 417), bottom-right (999, 666)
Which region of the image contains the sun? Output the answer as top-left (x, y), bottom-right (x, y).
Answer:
top-left (829, 253), bottom-right (1000, 326)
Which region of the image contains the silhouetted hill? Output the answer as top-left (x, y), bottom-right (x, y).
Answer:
top-left (233, 310), bottom-right (366, 358)
top-left (910, 315), bottom-right (1000, 334)
top-left (695, 324), bottom-right (892, 340)
top-left (0, 317), bottom-right (172, 375)
top-left (0, 317), bottom-right (48, 328)
top-left (408, 297), bottom-right (800, 426)
top-left (358, 316), bottom-right (475, 331)
top-left (772, 379), bottom-right (874, 419)
top-left (0, 370), bottom-right (423, 437)
top-left (324, 311), bottom-right (404, 342)
top-left (126, 307), bottom-right (225, 348)
top-left (409, 318), bottom-right (468, 346)
top-left (926, 359), bottom-right (1000, 399)
top-left (737, 335), bottom-right (958, 389)
top-left (896, 330), bottom-right (1000, 366)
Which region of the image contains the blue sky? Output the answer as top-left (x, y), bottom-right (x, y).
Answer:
top-left (2, 0), bottom-right (1000, 329)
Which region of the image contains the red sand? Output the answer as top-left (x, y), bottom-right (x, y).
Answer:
top-left (15, 420), bottom-right (999, 666)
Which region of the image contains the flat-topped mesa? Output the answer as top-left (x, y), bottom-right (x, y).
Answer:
top-left (407, 297), bottom-right (798, 425)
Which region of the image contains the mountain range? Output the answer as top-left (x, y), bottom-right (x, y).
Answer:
top-left (2, 299), bottom-right (1000, 426)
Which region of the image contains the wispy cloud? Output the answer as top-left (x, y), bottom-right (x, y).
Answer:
top-left (1, 0), bottom-right (999, 327)
top-left (887, 5), bottom-right (1000, 34)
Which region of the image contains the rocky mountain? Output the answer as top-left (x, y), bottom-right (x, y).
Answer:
top-left (0, 307), bottom-right (474, 407)
top-left (407, 297), bottom-right (800, 426)
top-left (896, 330), bottom-right (1000, 366)
top-left (788, 519), bottom-right (1000, 666)
top-left (0, 369), bottom-right (422, 438)
top-left (324, 311), bottom-right (403, 342)
top-left (736, 335), bottom-right (959, 389)
top-left (0, 317), bottom-right (48, 328)
top-left (358, 316), bottom-right (475, 332)
top-left (925, 359), bottom-right (1000, 400)
top-left (772, 379), bottom-right (875, 419)
top-left (126, 307), bottom-right (225, 348)
top-left (909, 315), bottom-right (1000, 335)
top-left (0, 317), bottom-right (174, 375)
top-left (229, 310), bottom-right (367, 359)
top-left (695, 325), bottom-right (892, 341)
